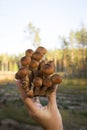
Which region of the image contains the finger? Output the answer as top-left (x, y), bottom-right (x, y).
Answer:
top-left (48, 85), bottom-right (58, 108)
top-left (16, 80), bottom-right (39, 113)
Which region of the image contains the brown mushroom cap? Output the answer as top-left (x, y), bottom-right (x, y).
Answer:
top-left (31, 51), bottom-right (43, 61)
top-left (51, 74), bottom-right (62, 84)
top-left (25, 49), bottom-right (34, 57)
top-left (17, 67), bottom-right (29, 78)
top-left (36, 46), bottom-right (47, 55)
top-left (15, 72), bottom-right (21, 80)
top-left (41, 60), bottom-right (55, 75)
top-left (38, 60), bottom-right (46, 70)
top-left (42, 77), bottom-right (52, 87)
top-left (33, 77), bottom-right (42, 87)
top-left (20, 56), bottom-right (31, 66)
top-left (29, 59), bottom-right (39, 70)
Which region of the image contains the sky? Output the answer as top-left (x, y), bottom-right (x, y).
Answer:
top-left (0, 0), bottom-right (87, 55)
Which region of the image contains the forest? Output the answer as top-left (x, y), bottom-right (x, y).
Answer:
top-left (0, 25), bottom-right (87, 78)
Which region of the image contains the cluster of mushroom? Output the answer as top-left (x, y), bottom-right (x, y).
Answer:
top-left (15, 46), bottom-right (62, 97)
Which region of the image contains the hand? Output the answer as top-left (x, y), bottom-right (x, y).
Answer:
top-left (16, 80), bottom-right (63, 130)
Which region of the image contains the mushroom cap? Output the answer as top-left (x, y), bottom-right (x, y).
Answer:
top-left (31, 51), bottom-right (43, 61)
top-left (51, 74), bottom-right (62, 84)
top-left (33, 77), bottom-right (42, 87)
top-left (15, 72), bottom-right (21, 80)
top-left (41, 61), bottom-right (55, 75)
top-left (29, 59), bottom-right (39, 70)
top-left (25, 49), bottom-right (34, 57)
top-left (36, 46), bottom-right (47, 55)
top-left (17, 67), bottom-right (29, 78)
top-left (20, 56), bottom-right (31, 66)
top-left (43, 77), bottom-right (52, 87)
top-left (38, 60), bottom-right (46, 70)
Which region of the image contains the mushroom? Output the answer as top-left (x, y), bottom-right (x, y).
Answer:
top-left (31, 51), bottom-right (43, 61)
top-left (29, 59), bottom-right (39, 78)
top-left (36, 46), bottom-right (47, 55)
top-left (46, 74), bottom-right (62, 96)
top-left (29, 59), bottom-right (39, 71)
top-left (17, 67), bottom-right (29, 78)
top-left (20, 56), bottom-right (31, 67)
top-left (40, 60), bottom-right (55, 75)
top-left (42, 76), bottom-right (52, 88)
top-left (39, 76), bottom-right (52, 96)
top-left (33, 77), bottom-right (43, 96)
top-left (37, 60), bottom-right (46, 78)
top-left (51, 73), bottom-right (62, 85)
top-left (15, 72), bottom-right (21, 80)
top-left (15, 67), bottom-right (31, 93)
top-left (25, 49), bottom-right (34, 57)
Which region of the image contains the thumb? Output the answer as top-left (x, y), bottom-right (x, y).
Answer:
top-left (48, 85), bottom-right (58, 108)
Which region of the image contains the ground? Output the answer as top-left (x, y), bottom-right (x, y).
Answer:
top-left (0, 72), bottom-right (87, 130)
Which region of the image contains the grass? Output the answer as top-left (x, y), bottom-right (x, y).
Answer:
top-left (61, 109), bottom-right (87, 130)
top-left (0, 101), bottom-right (38, 126)
top-left (59, 78), bottom-right (87, 94)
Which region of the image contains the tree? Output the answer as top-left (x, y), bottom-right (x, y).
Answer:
top-left (27, 22), bottom-right (41, 48)
top-left (68, 30), bottom-right (76, 77)
top-left (75, 25), bottom-right (87, 59)
top-left (59, 36), bottom-right (69, 76)
top-left (75, 25), bottom-right (87, 77)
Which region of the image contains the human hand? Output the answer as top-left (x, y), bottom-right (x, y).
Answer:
top-left (16, 80), bottom-right (63, 130)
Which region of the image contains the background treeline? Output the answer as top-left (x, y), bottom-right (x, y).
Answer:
top-left (0, 48), bottom-right (87, 78)
top-left (0, 24), bottom-right (87, 78)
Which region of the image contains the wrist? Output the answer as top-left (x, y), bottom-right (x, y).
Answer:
top-left (44, 122), bottom-right (63, 130)
top-left (44, 126), bottom-right (63, 130)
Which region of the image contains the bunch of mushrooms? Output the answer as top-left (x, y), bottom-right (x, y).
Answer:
top-left (15, 46), bottom-right (62, 97)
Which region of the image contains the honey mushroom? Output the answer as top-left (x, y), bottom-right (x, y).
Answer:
top-left (40, 60), bottom-right (55, 75)
top-left (51, 73), bottom-right (62, 85)
top-left (37, 60), bottom-right (46, 78)
top-left (33, 77), bottom-right (43, 96)
top-left (29, 59), bottom-right (39, 78)
top-left (15, 67), bottom-right (31, 96)
top-left (25, 49), bottom-right (34, 57)
top-left (39, 76), bottom-right (52, 96)
top-left (20, 56), bottom-right (31, 67)
top-left (46, 74), bottom-right (62, 96)
top-left (16, 67), bottom-right (29, 79)
top-left (31, 51), bottom-right (43, 61)
top-left (36, 46), bottom-right (47, 55)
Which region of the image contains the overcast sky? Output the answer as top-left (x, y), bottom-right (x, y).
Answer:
top-left (0, 0), bottom-right (87, 54)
